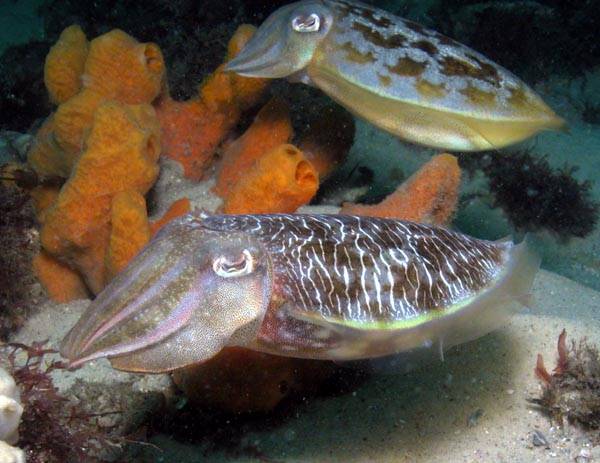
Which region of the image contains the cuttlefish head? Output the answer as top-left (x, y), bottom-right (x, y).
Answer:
top-left (60, 214), bottom-right (272, 373)
top-left (224, 1), bottom-right (334, 78)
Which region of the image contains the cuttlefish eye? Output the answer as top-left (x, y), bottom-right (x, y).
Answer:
top-left (292, 13), bottom-right (321, 33)
top-left (212, 249), bottom-right (255, 278)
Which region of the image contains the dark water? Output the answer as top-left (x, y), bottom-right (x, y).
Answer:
top-left (1, 1), bottom-right (599, 462)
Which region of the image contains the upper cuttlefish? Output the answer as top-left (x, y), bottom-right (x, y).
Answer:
top-left (224, 0), bottom-right (565, 151)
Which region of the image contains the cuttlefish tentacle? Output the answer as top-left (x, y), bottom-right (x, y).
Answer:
top-left (225, 0), bottom-right (564, 151)
top-left (61, 212), bottom-right (539, 373)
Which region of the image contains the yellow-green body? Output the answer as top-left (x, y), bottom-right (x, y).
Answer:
top-left (225, 0), bottom-right (564, 151)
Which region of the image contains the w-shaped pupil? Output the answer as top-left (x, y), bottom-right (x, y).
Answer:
top-left (293, 13), bottom-right (320, 32)
top-left (221, 256), bottom-right (246, 272)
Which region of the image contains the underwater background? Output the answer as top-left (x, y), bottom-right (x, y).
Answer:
top-left (0, 0), bottom-right (599, 461)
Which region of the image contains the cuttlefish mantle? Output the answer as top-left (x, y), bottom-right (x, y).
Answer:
top-left (225, 0), bottom-right (565, 151)
top-left (61, 213), bottom-right (539, 373)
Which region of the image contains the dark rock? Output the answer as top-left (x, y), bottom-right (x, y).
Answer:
top-left (532, 429), bottom-right (550, 448)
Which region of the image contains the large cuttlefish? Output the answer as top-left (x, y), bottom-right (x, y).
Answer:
top-left (225, 0), bottom-right (564, 151)
top-left (61, 213), bottom-right (539, 373)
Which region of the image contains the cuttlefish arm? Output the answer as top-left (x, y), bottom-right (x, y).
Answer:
top-left (60, 214), bottom-right (272, 373)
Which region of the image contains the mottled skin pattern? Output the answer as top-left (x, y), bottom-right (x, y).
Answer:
top-left (62, 212), bottom-right (536, 371)
top-left (225, 0), bottom-right (564, 151)
top-left (323, 0), bottom-right (537, 118)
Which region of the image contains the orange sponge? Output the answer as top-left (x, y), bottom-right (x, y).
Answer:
top-left (31, 27), bottom-right (166, 180)
top-left (29, 27), bottom-right (170, 300)
top-left (200, 24), bottom-right (268, 113)
top-left (53, 88), bottom-right (107, 158)
top-left (215, 97), bottom-right (293, 197)
top-left (29, 185), bottom-right (60, 224)
top-left (156, 97), bottom-right (233, 180)
top-left (341, 153), bottom-right (462, 225)
top-left (149, 198), bottom-right (191, 236)
top-left (172, 347), bottom-right (342, 414)
top-left (173, 348), bottom-right (298, 414)
top-left (44, 25), bottom-right (89, 105)
top-left (105, 190), bottom-right (151, 281)
top-left (33, 251), bottom-right (88, 303)
top-left (27, 115), bottom-right (74, 178)
top-left (40, 101), bottom-right (161, 294)
top-left (83, 29), bottom-right (165, 104)
top-left (172, 348), bottom-right (298, 414)
top-left (158, 24), bottom-right (269, 180)
top-left (222, 144), bottom-right (318, 214)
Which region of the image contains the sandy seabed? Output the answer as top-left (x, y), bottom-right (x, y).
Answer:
top-left (144, 270), bottom-right (600, 463)
top-left (10, 269), bottom-right (600, 463)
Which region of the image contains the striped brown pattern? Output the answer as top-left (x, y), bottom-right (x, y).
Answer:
top-left (203, 214), bottom-right (508, 324)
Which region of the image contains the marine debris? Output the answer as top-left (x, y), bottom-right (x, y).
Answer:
top-left (533, 330), bottom-right (600, 439)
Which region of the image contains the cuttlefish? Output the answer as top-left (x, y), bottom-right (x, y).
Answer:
top-left (61, 213), bottom-right (539, 373)
top-left (225, 0), bottom-right (564, 151)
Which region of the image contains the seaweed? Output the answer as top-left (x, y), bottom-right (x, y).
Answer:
top-left (531, 330), bottom-right (600, 440)
top-left (0, 165), bottom-right (65, 190)
top-left (0, 181), bottom-right (39, 339)
top-left (6, 342), bottom-right (117, 463)
top-left (464, 149), bottom-right (599, 239)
